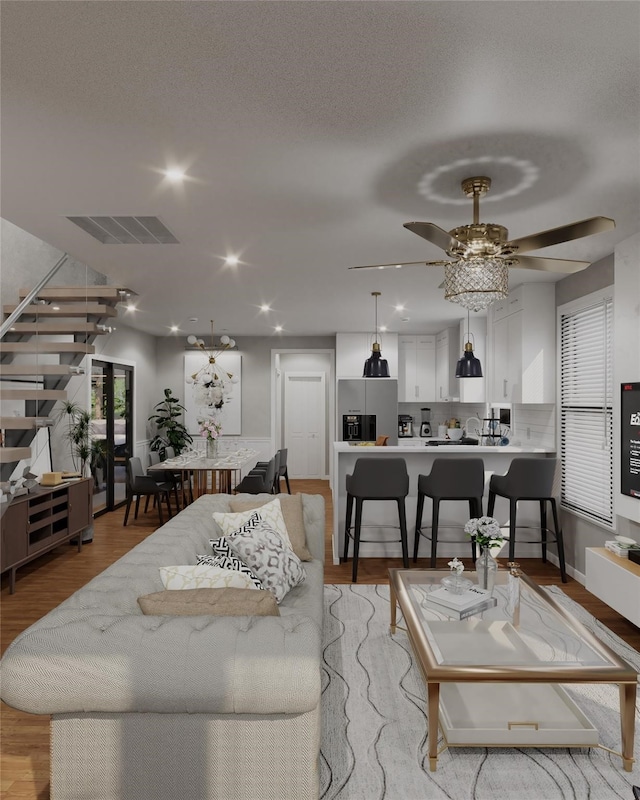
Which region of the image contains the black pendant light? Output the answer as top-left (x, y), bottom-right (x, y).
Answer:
top-left (455, 310), bottom-right (483, 378)
top-left (363, 291), bottom-right (390, 378)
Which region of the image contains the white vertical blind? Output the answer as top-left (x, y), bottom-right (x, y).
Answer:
top-left (560, 297), bottom-right (613, 525)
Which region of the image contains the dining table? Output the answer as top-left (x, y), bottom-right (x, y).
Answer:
top-left (148, 448), bottom-right (259, 505)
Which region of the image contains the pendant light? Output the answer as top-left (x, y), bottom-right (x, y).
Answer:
top-left (363, 291), bottom-right (390, 378)
top-left (455, 309), bottom-right (483, 378)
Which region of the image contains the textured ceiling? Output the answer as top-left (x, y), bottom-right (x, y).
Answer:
top-left (1, 1), bottom-right (638, 338)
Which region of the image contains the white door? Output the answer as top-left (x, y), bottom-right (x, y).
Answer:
top-left (284, 372), bottom-right (326, 478)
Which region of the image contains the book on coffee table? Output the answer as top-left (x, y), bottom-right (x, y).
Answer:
top-left (423, 585), bottom-right (497, 620)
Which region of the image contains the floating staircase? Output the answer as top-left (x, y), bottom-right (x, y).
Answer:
top-left (1, 285), bottom-right (134, 480)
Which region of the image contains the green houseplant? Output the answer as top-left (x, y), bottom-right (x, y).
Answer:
top-left (56, 401), bottom-right (93, 476)
top-left (148, 388), bottom-right (193, 458)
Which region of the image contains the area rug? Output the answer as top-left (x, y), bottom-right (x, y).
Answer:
top-left (320, 584), bottom-right (640, 800)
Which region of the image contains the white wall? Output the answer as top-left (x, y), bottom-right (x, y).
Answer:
top-left (155, 334), bottom-right (335, 439)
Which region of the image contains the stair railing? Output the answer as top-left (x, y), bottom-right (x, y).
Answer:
top-left (0, 253), bottom-right (69, 340)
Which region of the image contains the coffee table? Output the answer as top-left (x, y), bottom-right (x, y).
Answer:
top-left (389, 567), bottom-right (637, 772)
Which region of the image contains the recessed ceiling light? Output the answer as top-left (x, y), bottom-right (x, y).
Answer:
top-left (395, 304), bottom-right (405, 312)
top-left (274, 325), bottom-right (283, 332)
top-left (224, 255), bottom-right (239, 267)
top-left (164, 167), bottom-right (186, 183)
top-left (395, 265), bottom-right (402, 269)
top-left (380, 325), bottom-right (388, 332)
top-left (126, 303), bottom-right (136, 312)
top-left (52, 305), bottom-right (60, 311)
top-left (260, 304), bottom-right (271, 312)
top-left (170, 325), bottom-right (179, 333)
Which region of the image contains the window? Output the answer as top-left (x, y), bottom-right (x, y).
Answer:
top-left (559, 292), bottom-right (613, 526)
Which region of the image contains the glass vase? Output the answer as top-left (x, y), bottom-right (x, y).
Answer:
top-left (477, 546), bottom-right (498, 594)
top-left (206, 438), bottom-right (218, 459)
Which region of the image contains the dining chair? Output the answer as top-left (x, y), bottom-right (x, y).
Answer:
top-left (123, 457), bottom-right (173, 526)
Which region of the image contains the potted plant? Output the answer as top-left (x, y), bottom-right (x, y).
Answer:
top-left (148, 388), bottom-right (193, 458)
top-left (56, 401), bottom-right (93, 477)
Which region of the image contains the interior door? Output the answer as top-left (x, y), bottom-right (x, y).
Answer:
top-left (284, 372), bottom-right (326, 478)
top-left (91, 360), bottom-right (133, 515)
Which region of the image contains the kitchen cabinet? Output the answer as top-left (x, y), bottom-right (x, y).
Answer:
top-left (435, 327), bottom-right (460, 402)
top-left (488, 284), bottom-right (555, 403)
top-left (457, 317), bottom-right (486, 403)
top-left (336, 333), bottom-right (398, 378)
top-left (398, 335), bottom-right (436, 402)
top-left (0, 478), bottom-right (93, 593)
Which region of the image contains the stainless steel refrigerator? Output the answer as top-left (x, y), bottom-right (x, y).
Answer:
top-left (337, 379), bottom-right (398, 445)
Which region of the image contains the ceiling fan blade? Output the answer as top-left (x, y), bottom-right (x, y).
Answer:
top-left (505, 216), bottom-right (615, 254)
top-left (348, 260), bottom-right (450, 271)
top-left (507, 255), bottom-right (591, 273)
top-left (403, 222), bottom-right (467, 253)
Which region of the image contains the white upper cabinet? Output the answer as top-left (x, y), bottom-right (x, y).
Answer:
top-left (398, 334), bottom-right (436, 402)
top-left (435, 327), bottom-right (461, 402)
top-left (336, 333), bottom-right (398, 378)
top-left (488, 283), bottom-right (555, 404)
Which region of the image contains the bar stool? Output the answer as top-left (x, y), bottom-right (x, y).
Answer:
top-left (487, 457), bottom-right (567, 583)
top-left (343, 458), bottom-right (409, 583)
top-left (413, 458), bottom-right (484, 566)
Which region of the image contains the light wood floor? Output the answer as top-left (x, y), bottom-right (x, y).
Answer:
top-left (1, 479), bottom-right (638, 799)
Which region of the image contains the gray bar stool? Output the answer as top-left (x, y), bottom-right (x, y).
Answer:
top-left (487, 457), bottom-right (567, 583)
top-left (343, 457), bottom-right (410, 583)
top-left (413, 457), bottom-right (484, 566)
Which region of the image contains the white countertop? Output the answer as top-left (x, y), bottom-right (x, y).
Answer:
top-left (334, 442), bottom-right (555, 454)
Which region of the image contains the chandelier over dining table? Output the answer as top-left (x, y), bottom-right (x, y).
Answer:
top-left (186, 321), bottom-right (239, 412)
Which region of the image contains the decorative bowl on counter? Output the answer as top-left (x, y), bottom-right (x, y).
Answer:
top-left (447, 428), bottom-right (464, 441)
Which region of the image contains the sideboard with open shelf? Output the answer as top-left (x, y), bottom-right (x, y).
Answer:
top-left (0, 478), bottom-right (93, 594)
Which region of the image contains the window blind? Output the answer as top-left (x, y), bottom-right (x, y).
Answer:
top-left (560, 297), bottom-right (613, 525)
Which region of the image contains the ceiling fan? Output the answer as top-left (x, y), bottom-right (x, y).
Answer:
top-left (349, 176), bottom-right (615, 311)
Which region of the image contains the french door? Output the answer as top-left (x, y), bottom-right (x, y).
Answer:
top-left (91, 360), bottom-right (133, 515)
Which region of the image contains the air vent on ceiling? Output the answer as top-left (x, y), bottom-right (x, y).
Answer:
top-left (66, 216), bottom-right (179, 244)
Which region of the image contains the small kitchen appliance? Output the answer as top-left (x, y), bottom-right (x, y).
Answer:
top-left (419, 408), bottom-right (432, 438)
top-left (398, 415), bottom-right (414, 438)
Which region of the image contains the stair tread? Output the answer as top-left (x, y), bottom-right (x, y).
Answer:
top-left (0, 417), bottom-right (53, 429)
top-left (4, 303), bottom-right (118, 318)
top-left (0, 389), bottom-right (67, 400)
top-left (7, 322), bottom-right (103, 334)
top-left (0, 364), bottom-right (82, 375)
top-left (0, 342), bottom-right (95, 354)
top-left (19, 286), bottom-right (135, 303)
top-left (0, 447), bottom-right (32, 463)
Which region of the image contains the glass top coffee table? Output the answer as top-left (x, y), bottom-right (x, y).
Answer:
top-left (389, 567), bottom-right (637, 772)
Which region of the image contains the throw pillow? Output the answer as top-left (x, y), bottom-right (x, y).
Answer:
top-left (212, 497), bottom-right (294, 552)
top-left (159, 564), bottom-right (259, 591)
top-left (226, 514), bottom-right (305, 603)
top-left (137, 588), bottom-right (279, 617)
top-left (229, 494), bottom-right (312, 561)
top-left (196, 553), bottom-right (264, 590)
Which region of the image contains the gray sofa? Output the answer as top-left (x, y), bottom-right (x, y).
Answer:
top-left (1, 493), bottom-right (325, 800)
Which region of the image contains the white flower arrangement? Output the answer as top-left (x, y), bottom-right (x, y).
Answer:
top-left (464, 516), bottom-right (504, 549)
top-left (447, 557), bottom-right (465, 575)
top-left (198, 416), bottom-right (222, 441)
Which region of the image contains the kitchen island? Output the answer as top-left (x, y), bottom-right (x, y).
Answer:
top-left (332, 441), bottom-right (557, 566)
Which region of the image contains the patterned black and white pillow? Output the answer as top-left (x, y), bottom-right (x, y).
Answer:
top-left (196, 553), bottom-right (264, 590)
top-left (225, 516), bottom-right (305, 603)
top-left (209, 536), bottom-right (233, 557)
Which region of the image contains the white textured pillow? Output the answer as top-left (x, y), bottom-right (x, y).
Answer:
top-left (159, 564), bottom-right (259, 591)
top-left (226, 515), bottom-right (305, 603)
top-left (212, 498), bottom-right (294, 551)
top-left (196, 553), bottom-right (264, 590)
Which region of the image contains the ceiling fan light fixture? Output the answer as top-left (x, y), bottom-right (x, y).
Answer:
top-left (444, 257), bottom-right (508, 312)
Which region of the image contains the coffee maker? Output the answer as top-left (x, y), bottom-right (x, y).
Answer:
top-left (398, 415), bottom-right (414, 438)
top-left (419, 407), bottom-right (432, 438)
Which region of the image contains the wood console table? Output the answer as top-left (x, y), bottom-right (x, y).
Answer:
top-left (0, 478), bottom-right (93, 594)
